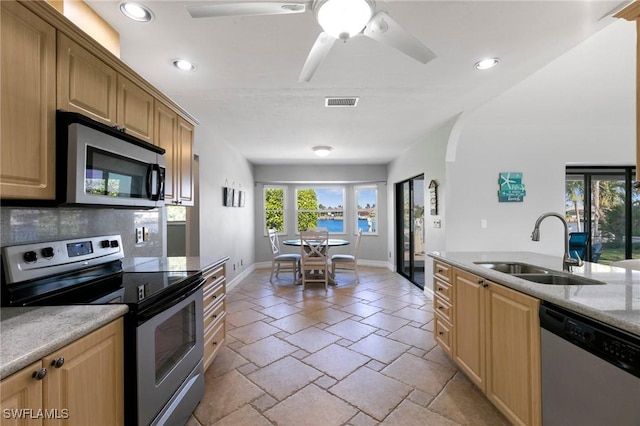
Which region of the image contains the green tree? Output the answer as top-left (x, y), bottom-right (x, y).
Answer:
top-left (566, 180), bottom-right (584, 232)
top-left (265, 188), bottom-right (285, 232)
top-left (297, 189), bottom-right (318, 232)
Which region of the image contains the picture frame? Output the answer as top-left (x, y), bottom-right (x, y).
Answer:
top-left (233, 188), bottom-right (240, 207)
top-left (223, 187), bottom-right (234, 206)
top-left (239, 190), bottom-right (246, 207)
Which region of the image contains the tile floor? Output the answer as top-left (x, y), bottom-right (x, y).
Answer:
top-left (187, 266), bottom-right (509, 426)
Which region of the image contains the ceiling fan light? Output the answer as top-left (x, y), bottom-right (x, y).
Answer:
top-left (119, 2), bottom-right (153, 22)
top-left (474, 58), bottom-right (500, 70)
top-left (316, 0), bottom-right (372, 40)
top-left (312, 145), bottom-right (333, 157)
top-left (172, 59), bottom-right (195, 71)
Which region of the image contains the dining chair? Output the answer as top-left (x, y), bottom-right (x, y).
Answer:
top-left (331, 229), bottom-right (363, 284)
top-left (299, 230), bottom-right (329, 291)
top-left (268, 229), bottom-right (300, 283)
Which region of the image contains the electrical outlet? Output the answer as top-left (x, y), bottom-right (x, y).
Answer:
top-left (433, 219), bottom-right (441, 228)
top-left (143, 227), bottom-right (150, 242)
top-left (233, 263), bottom-right (236, 271)
top-left (135, 227), bottom-right (143, 244)
top-left (481, 219), bottom-right (488, 229)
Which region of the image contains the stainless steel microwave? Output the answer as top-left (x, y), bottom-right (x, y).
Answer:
top-left (57, 111), bottom-right (165, 208)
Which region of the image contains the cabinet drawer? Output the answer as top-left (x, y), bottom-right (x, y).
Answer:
top-left (204, 298), bottom-right (225, 333)
top-left (434, 260), bottom-right (452, 282)
top-left (203, 263), bottom-right (225, 283)
top-left (203, 280), bottom-right (225, 311)
top-left (434, 314), bottom-right (453, 356)
top-left (434, 296), bottom-right (453, 324)
top-left (434, 277), bottom-right (452, 303)
top-left (204, 322), bottom-right (225, 370)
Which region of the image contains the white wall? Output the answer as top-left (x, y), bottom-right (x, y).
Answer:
top-left (196, 124), bottom-right (255, 282)
top-left (445, 20), bottom-right (635, 256)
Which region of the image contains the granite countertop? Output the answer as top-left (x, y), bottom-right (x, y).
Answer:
top-left (429, 251), bottom-right (640, 336)
top-left (0, 305), bottom-right (128, 379)
top-left (122, 256), bottom-right (229, 273)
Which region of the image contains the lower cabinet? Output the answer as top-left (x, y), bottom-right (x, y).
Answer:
top-left (0, 318), bottom-right (124, 425)
top-left (434, 262), bottom-right (541, 426)
top-left (202, 262), bottom-right (226, 371)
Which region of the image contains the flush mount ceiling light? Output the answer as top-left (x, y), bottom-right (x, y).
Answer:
top-left (119, 2), bottom-right (153, 22)
top-left (315, 0), bottom-right (373, 40)
top-left (312, 145), bottom-right (333, 157)
top-left (474, 58), bottom-right (500, 70)
top-left (172, 59), bottom-right (195, 71)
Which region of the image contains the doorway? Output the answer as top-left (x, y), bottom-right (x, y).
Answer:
top-left (395, 174), bottom-right (425, 289)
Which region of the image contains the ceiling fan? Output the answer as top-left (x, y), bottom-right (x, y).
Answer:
top-left (186, 0), bottom-right (437, 82)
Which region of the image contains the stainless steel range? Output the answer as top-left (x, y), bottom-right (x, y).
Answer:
top-left (1, 235), bottom-right (205, 426)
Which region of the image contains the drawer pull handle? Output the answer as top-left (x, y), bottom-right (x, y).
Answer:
top-left (437, 268), bottom-right (444, 273)
top-left (438, 306), bottom-right (443, 310)
top-left (212, 341), bottom-right (218, 346)
top-left (51, 357), bottom-right (65, 368)
top-left (211, 295), bottom-right (217, 299)
top-left (438, 287), bottom-right (444, 292)
top-left (212, 314), bottom-right (217, 319)
top-left (32, 368), bottom-right (47, 380)
top-left (438, 331), bottom-right (444, 336)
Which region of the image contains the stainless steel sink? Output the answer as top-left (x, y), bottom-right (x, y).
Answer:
top-left (513, 273), bottom-right (605, 286)
top-left (474, 261), bottom-right (552, 275)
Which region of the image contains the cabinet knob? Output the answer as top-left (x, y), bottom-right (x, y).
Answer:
top-left (478, 279), bottom-right (488, 288)
top-left (51, 357), bottom-right (65, 368)
top-left (438, 331), bottom-right (444, 336)
top-left (32, 368), bottom-right (47, 380)
top-left (438, 306), bottom-right (443, 310)
top-left (437, 268), bottom-right (444, 273)
top-left (211, 295), bottom-right (217, 300)
top-left (212, 314), bottom-right (217, 319)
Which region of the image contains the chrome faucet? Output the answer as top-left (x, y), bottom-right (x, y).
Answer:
top-left (531, 212), bottom-right (583, 272)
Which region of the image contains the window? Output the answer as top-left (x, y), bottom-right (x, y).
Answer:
top-left (264, 186), bottom-right (287, 233)
top-left (355, 185), bottom-right (378, 234)
top-left (295, 187), bottom-right (345, 233)
top-left (566, 166), bottom-right (639, 263)
top-left (166, 205), bottom-right (186, 222)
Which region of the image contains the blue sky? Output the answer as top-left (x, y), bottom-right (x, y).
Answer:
top-left (304, 188), bottom-right (376, 209)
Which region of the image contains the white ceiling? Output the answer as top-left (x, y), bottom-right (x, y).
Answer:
top-left (86, 0), bottom-right (628, 165)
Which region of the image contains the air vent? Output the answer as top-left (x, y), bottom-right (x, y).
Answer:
top-left (325, 97), bottom-right (359, 107)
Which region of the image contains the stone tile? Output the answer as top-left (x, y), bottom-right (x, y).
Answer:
top-left (386, 325), bottom-right (437, 351)
top-left (237, 363), bottom-right (259, 376)
top-left (314, 375), bottom-right (338, 389)
top-left (336, 338), bottom-right (353, 347)
top-left (226, 309), bottom-right (267, 327)
top-left (247, 356), bottom-right (323, 400)
top-left (185, 415), bottom-right (201, 426)
top-left (206, 346), bottom-right (249, 378)
top-left (361, 312), bottom-right (410, 332)
top-left (194, 370), bottom-right (264, 424)
top-left (304, 307), bottom-right (353, 325)
top-left (424, 345), bottom-right (458, 369)
top-left (228, 321), bottom-right (281, 344)
top-left (338, 302), bottom-right (383, 318)
top-left (269, 313), bottom-right (320, 333)
top-left (380, 400), bottom-right (459, 426)
top-left (394, 293), bottom-right (429, 306)
top-left (349, 334), bottom-right (410, 364)
top-left (226, 299), bottom-right (258, 314)
top-left (293, 298), bottom-right (334, 311)
top-left (429, 373), bottom-right (510, 425)
top-left (324, 318), bottom-right (377, 342)
top-left (347, 412), bottom-right (379, 426)
top-left (252, 295), bottom-right (292, 308)
top-left (368, 297), bottom-right (410, 312)
top-left (326, 293), bottom-right (361, 307)
top-left (211, 405), bottom-right (272, 426)
top-left (304, 344), bottom-right (370, 380)
top-left (392, 306), bottom-right (434, 324)
top-left (330, 368), bottom-right (412, 421)
top-left (237, 336), bottom-right (298, 367)
top-left (352, 290), bottom-right (386, 302)
top-left (366, 359), bottom-right (386, 371)
top-left (251, 394), bottom-right (278, 412)
top-left (382, 353), bottom-right (456, 398)
top-left (259, 303), bottom-right (302, 319)
top-left (284, 326), bottom-right (341, 353)
top-left (375, 329), bottom-right (391, 337)
top-left (407, 389), bottom-right (434, 407)
top-left (291, 349), bottom-right (310, 359)
top-left (264, 384), bottom-right (357, 425)
top-left (408, 347), bottom-right (427, 358)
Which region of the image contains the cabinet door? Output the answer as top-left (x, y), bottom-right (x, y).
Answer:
top-left (486, 283), bottom-right (541, 426)
top-left (177, 117), bottom-right (195, 206)
top-left (453, 268), bottom-right (486, 390)
top-left (1, 0), bottom-right (56, 200)
top-left (0, 361), bottom-right (44, 426)
top-left (155, 100), bottom-right (178, 202)
top-left (117, 75), bottom-right (154, 143)
top-left (57, 33), bottom-right (117, 126)
top-left (42, 319), bottom-right (124, 426)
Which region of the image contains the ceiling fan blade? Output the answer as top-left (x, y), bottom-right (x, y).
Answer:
top-left (298, 32), bottom-right (336, 82)
top-left (363, 11), bottom-right (437, 64)
top-left (187, 2), bottom-right (306, 19)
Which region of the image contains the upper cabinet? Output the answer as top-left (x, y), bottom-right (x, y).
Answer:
top-left (1, 0), bottom-right (57, 200)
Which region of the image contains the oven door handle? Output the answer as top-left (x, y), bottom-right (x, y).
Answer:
top-left (137, 277), bottom-right (204, 323)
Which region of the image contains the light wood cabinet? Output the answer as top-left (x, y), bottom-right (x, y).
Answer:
top-left (433, 261), bottom-right (541, 426)
top-left (1, 0), bottom-right (56, 200)
top-left (155, 100), bottom-right (194, 206)
top-left (0, 319), bottom-right (124, 426)
top-left (202, 262), bottom-right (226, 371)
top-left (58, 34), bottom-right (154, 144)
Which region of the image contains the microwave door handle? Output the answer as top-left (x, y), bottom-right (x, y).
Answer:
top-left (147, 164), bottom-right (160, 201)
top-left (156, 165), bottom-right (164, 202)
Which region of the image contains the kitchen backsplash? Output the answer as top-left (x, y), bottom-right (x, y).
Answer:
top-left (0, 207), bottom-right (164, 257)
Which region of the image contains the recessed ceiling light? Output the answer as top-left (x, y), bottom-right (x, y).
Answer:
top-left (119, 2), bottom-right (153, 22)
top-left (172, 59), bottom-right (195, 71)
top-left (312, 146), bottom-right (333, 157)
top-left (474, 58), bottom-right (500, 70)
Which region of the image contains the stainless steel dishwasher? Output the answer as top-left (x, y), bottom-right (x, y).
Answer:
top-left (540, 303), bottom-right (640, 426)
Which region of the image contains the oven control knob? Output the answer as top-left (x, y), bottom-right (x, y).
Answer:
top-left (41, 247), bottom-right (54, 259)
top-left (110, 240), bottom-right (119, 248)
top-left (23, 251), bottom-right (38, 263)
top-left (100, 240), bottom-right (110, 248)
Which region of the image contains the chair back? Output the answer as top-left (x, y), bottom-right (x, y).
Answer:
top-left (568, 232), bottom-right (589, 260)
top-left (353, 229), bottom-right (363, 259)
top-left (268, 229), bottom-right (281, 257)
top-left (300, 231), bottom-right (329, 263)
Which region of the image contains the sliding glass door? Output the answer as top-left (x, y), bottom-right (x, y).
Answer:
top-left (395, 175), bottom-right (425, 288)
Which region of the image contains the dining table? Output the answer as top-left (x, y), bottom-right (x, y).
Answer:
top-left (282, 238), bottom-right (350, 285)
